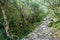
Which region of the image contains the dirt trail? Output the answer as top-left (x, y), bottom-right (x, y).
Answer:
top-left (22, 14), bottom-right (60, 40)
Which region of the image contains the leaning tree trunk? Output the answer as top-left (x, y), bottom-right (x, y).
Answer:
top-left (0, 1), bottom-right (13, 39)
top-left (0, 0), bottom-right (14, 39)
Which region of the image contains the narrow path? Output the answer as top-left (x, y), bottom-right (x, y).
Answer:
top-left (22, 14), bottom-right (60, 40)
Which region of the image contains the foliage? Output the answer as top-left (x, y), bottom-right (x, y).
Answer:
top-left (47, 0), bottom-right (60, 31)
top-left (0, 0), bottom-right (48, 40)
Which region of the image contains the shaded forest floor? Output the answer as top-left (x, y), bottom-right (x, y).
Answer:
top-left (22, 14), bottom-right (60, 40)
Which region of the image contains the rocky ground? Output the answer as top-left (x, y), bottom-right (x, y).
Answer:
top-left (22, 14), bottom-right (60, 40)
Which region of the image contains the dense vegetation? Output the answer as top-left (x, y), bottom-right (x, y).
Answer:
top-left (0, 0), bottom-right (48, 40)
top-left (0, 0), bottom-right (60, 40)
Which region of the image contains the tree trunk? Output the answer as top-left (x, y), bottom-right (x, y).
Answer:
top-left (1, 6), bottom-right (13, 39)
